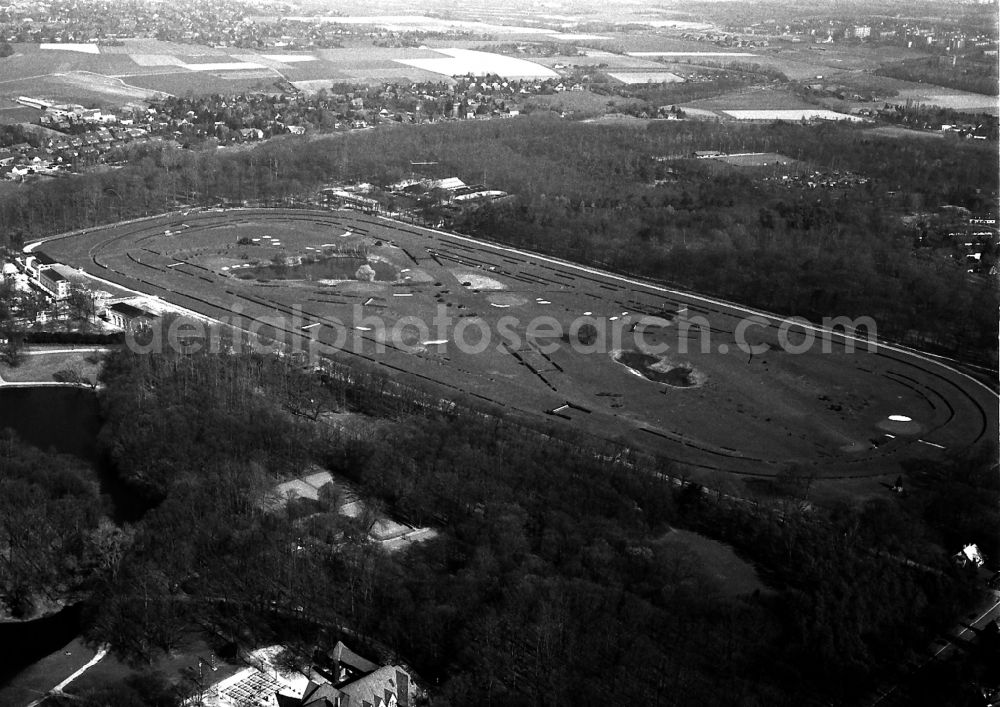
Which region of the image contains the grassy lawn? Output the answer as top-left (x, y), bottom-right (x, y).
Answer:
top-left (524, 89), bottom-right (642, 116)
top-left (66, 634), bottom-right (244, 699)
top-left (0, 180), bottom-right (26, 197)
top-left (684, 86), bottom-right (816, 111)
top-left (0, 348), bottom-right (105, 384)
top-left (0, 637), bottom-right (97, 707)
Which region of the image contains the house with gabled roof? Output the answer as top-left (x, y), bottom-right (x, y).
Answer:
top-left (328, 641), bottom-right (378, 683)
top-left (296, 642), bottom-right (416, 707)
top-left (300, 665), bottom-right (413, 707)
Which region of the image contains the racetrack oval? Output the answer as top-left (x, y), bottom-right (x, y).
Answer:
top-left (33, 208), bottom-right (998, 479)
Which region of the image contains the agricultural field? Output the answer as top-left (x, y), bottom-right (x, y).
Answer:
top-left (626, 51), bottom-right (760, 58)
top-left (523, 89), bottom-right (644, 115)
top-left (680, 152), bottom-right (809, 179)
top-left (595, 35), bottom-right (734, 54)
top-left (35, 208), bottom-right (997, 492)
top-left (767, 43), bottom-right (930, 74)
top-left (682, 86), bottom-right (818, 111)
top-left (722, 109), bottom-right (866, 122)
top-left (607, 71), bottom-right (685, 84)
top-left (0, 71), bottom-right (168, 105)
top-left (393, 48), bottom-right (558, 80)
top-left (0, 41), bottom-right (559, 108)
top-left (865, 125), bottom-right (947, 140)
top-left (276, 13), bottom-right (556, 36)
top-left (122, 72), bottom-right (277, 97)
top-left (892, 87), bottom-right (999, 114)
top-left (713, 152), bottom-right (804, 168)
top-left (0, 105), bottom-right (38, 124)
top-left (528, 51), bottom-right (667, 71)
top-left (677, 86), bottom-right (850, 120)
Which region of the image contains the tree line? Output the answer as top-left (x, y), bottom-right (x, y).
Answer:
top-left (0, 431), bottom-right (108, 619)
top-left (0, 116), bottom-right (995, 362)
top-left (39, 347), bottom-right (990, 705)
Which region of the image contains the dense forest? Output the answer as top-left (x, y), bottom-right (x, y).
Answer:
top-left (0, 117), bottom-right (995, 363)
top-left (2, 346), bottom-right (983, 705)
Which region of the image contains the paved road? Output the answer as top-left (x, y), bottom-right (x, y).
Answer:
top-left (869, 588), bottom-right (1000, 706)
top-left (933, 590), bottom-right (1000, 661)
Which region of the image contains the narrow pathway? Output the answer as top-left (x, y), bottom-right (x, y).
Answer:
top-left (24, 646), bottom-right (108, 707)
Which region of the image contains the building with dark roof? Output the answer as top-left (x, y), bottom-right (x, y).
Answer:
top-left (25, 251), bottom-right (57, 278)
top-left (328, 641), bottom-right (379, 683)
top-left (298, 642), bottom-right (416, 707)
top-left (38, 267), bottom-right (70, 300)
top-left (108, 302), bottom-right (158, 332)
top-left (300, 666), bottom-right (412, 707)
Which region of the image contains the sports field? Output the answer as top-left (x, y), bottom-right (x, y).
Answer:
top-left (35, 209), bottom-right (997, 481)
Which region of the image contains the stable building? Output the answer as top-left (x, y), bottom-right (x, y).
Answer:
top-left (107, 302), bottom-right (158, 332)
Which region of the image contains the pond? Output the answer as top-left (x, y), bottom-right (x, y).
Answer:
top-left (0, 603), bottom-right (83, 691)
top-left (0, 386), bottom-right (101, 459)
top-left (238, 256), bottom-right (397, 282)
top-left (0, 386), bottom-right (145, 523)
top-left (0, 386), bottom-right (149, 690)
top-left (613, 350), bottom-right (699, 387)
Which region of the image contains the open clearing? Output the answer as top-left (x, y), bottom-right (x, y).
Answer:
top-left (722, 108), bottom-right (865, 122)
top-left (393, 48), bottom-right (558, 79)
top-left (39, 42), bottom-right (101, 54)
top-left (35, 208), bottom-right (997, 486)
top-left (682, 87), bottom-right (819, 113)
top-left (277, 14), bottom-right (554, 35)
top-left (523, 89), bottom-right (644, 115)
top-left (627, 51), bottom-right (759, 58)
top-left (892, 88), bottom-right (998, 113)
top-left (0, 636), bottom-right (96, 706)
top-left (0, 348), bottom-right (103, 385)
top-left (712, 152), bottom-right (801, 167)
top-left (608, 71), bottom-right (685, 84)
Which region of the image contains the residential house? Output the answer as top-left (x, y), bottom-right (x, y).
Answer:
top-left (299, 665), bottom-right (414, 707)
top-left (326, 641), bottom-right (378, 683)
top-left (954, 543), bottom-right (985, 568)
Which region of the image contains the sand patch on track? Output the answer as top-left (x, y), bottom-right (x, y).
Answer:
top-left (839, 441), bottom-right (871, 453)
top-left (487, 292), bottom-right (527, 306)
top-left (337, 281), bottom-right (386, 294)
top-left (451, 270), bottom-right (507, 290)
top-left (403, 267), bottom-right (434, 283)
top-left (876, 415), bottom-right (923, 436)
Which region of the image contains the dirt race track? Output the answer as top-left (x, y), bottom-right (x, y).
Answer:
top-left (35, 208), bottom-right (998, 479)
